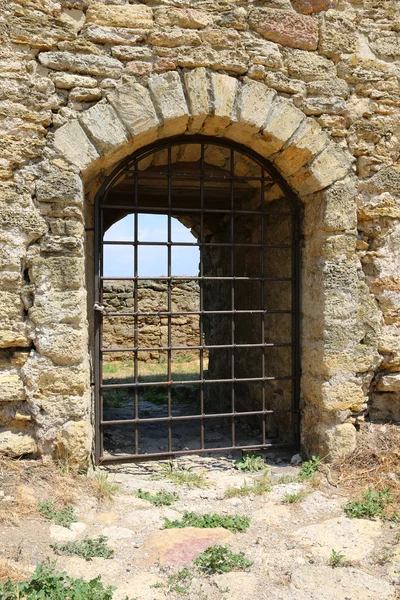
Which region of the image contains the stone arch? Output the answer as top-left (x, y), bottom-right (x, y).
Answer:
top-left (32, 69), bottom-right (366, 464)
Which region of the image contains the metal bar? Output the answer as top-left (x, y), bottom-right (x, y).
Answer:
top-left (261, 168), bottom-right (266, 446)
top-left (167, 147), bottom-right (172, 453)
top-left (104, 309), bottom-right (294, 317)
top-left (102, 241), bottom-right (294, 249)
top-left (102, 342), bottom-right (293, 353)
top-left (101, 276), bottom-right (294, 282)
top-left (230, 148), bottom-right (235, 448)
top-left (134, 159), bottom-right (139, 455)
top-left (101, 375), bottom-right (295, 389)
top-left (199, 142), bottom-right (205, 451)
top-left (99, 442), bottom-right (295, 464)
top-left (101, 204), bottom-right (292, 216)
top-left (102, 409), bottom-right (298, 425)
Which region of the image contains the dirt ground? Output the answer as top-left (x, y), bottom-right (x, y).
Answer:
top-left (1, 429), bottom-right (400, 600)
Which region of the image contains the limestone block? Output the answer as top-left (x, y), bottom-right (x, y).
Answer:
top-left (274, 119), bottom-right (329, 177)
top-left (290, 143), bottom-right (352, 195)
top-left (148, 72), bottom-right (188, 136)
top-left (249, 9), bottom-right (318, 51)
top-left (299, 96), bottom-right (347, 116)
top-left (0, 429), bottom-right (37, 457)
top-left (370, 393), bottom-right (400, 422)
top-left (303, 176), bottom-right (357, 233)
top-left (69, 87), bottom-right (102, 103)
top-left (0, 370), bottom-right (25, 402)
top-left (376, 373), bottom-right (400, 392)
top-left (302, 374), bottom-right (365, 412)
top-left (38, 52), bottom-right (124, 78)
top-left (320, 12), bottom-right (358, 59)
top-left (306, 77), bottom-right (349, 99)
top-left (83, 24), bottom-right (146, 46)
top-left (8, 5), bottom-right (78, 50)
top-left (148, 29), bottom-right (201, 47)
top-left (86, 5), bottom-right (153, 30)
top-left (155, 8), bottom-right (213, 29)
top-left (242, 34), bottom-right (283, 70)
top-left (53, 120), bottom-right (99, 171)
top-left (79, 102), bottom-right (128, 153)
top-left (291, 0), bottom-right (335, 13)
top-left (36, 169), bottom-right (83, 205)
top-left (253, 96), bottom-right (305, 157)
top-left (35, 325), bottom-right (86, 365)
top-left (202, 73), bottom-right (238, 136)
top-left (184, 68), bottom-right (209, 133)
top-left (30, 256), bottom-right (84, 292)
top-left (51, 73), bottom-right (98, 90)
top-left (29, 291), bottom-right (85, 326)
top-left (358, 192), bottom-right (400, 221)
top-left (0, 206), bottom-right (47, 244)
top-left (107, 82), bottom-right (159, 138)
top-left (237, 80), bottom-right (276, 131)
top-left (177, 47), bottom-right (248, 74)
top-left (201, 28), bottom-right (241, 49)
top-left (285, 49), bottom-right (336, 82)
top-left (0, 291), bottom-right (23, 324)
top-left (111, 46), bottom-right (153, 61)
top-left (358, 166), bottom-right (400, 198)
top-left (58, 420), bottom-right (92, 467)
top-left (370, 34), bottom-right (400, 61)
top-left (216, 8), bottom-right (248, 31)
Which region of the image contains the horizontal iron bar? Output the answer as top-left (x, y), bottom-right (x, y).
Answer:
top-left (122, 171), bottom-right (267, 181)
top-left (102, 408), bottom-right (298, 426)
top-left (102, 241), bottom-right (294, 249)
top-left (103, 309), bottom-right (294, 317)
top-left (101, 375), bottom-right (295, 389)
top-left (101, 205), bottom-right (292, 216)
top-left (99, 442), bottom-right (295, 463)
top-left (101, 276), bottom-right (294, 282)
top-left (101, 342), bottom-right (293, 352)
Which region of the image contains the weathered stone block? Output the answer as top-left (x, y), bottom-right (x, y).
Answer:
top-left (53, 120), bottom-right (99, 171)
top-left (249, 9), bottom-right (318, 51)
top-left (30, 256), bottom-right (84, 292)
top-left (177, 47), bottom-right (248, 74)
top-left (83, 24), bottom-right (146, 46)
top-left (0, 207), bottom-right (47, 244)
top-left (36, 169), bottom-right (83, 205)
top-left (148, 72), bottom-right (188, 136)
top-left (201, 73), bottom-right (238, 137)
top-left (275, 119), bottom-right (329, 177)
top-left (38, 52), bottom-right (124, 78)
top-left (319, 12), bottom-right (358, 59)
top-left (58, 420), bottom-right (92, 467)
top-left (148, 29), bottom-right (201, 48)
top-left (8, 5), bottom-right (78, 50)
top-left (0, 429), bottom-right (37, 457)
top-left (242, 34), bottom-right (283, 70)
top-left (51, 73), bottom-right (98, 90)
top-left (155, 8), bottom-right (213, 29)
top-left (258, 97), bottom-right (305, 156)
top-left (107, 83), bottom-right (159, 138)
top-left (237, 80), bottom-right (276, 131)
top-left (86, 5), bottom-right (153, 30)
top-left (285, 49), bottom-right (336, 81)
top-left (0, 370), bottom-right (25, 402)
top-left (290, 143), bottom-right (352, 195)
top-left (79, 102), bottom-right (128, 153)
top-left (35, 325), bottom-right (86, 366)
top-left (184, 68), bottom-right (210, 133)
top-left (291, 0), bottom-right (336, 14)
top-left (376, 373), bottom-right (400, 392)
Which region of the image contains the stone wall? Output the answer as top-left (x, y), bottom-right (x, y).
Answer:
top-left (102, 280), bottom-right (200, 362)
top-left (0, 0), bottom-right (399, 464)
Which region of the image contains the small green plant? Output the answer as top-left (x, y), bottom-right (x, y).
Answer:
top-left (329, 549), bottom-right (346, 568)
top-left (344, 488), bottom-right (393, 520)
top-left (299, 456), bottom-right (323, 481)
top-left (0, 561), bottom-right (135, 600)
top-left (283, 492), bottom-right (303, 504)
top-left (92, 471), bottom-right (120, 502)
top-left (153, 461), bottom-right (209, 488)
top-left (163, 512), bottom-right (250, 533)
top-left (38, 500), bottom-right (77, 529)
top-left (154, 568), bottom-right (194, 595)
top-left (137, 488), bottom-right (179, 507)
top-left (234, 455), bottom-right (266, 472)
top-left (273, 474), bottom-right (299, 485)
top-left (194, 545), bottom-right (253, 575)
top-left (51, 535), bottom-right (114, 561)
top-left (225, 476), bottom-right (271, 498)
top-left (103, 363), bottom-right (119, 374)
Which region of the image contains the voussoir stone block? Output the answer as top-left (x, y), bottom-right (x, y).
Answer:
top-left (257, 97), bottom-right (305, 156)
top-left (148, 72), bottom-right (189, 136)
top-left (290, 143), bottom-right (352, 195)
top-left (225, 80), bottom-right (276, 143)
top-left (202, 73), bottom-right (239, 136)
top-left (107, 82), bottom-right (159, 138)
top-left (53, 121), bottom-right (99, 171)
top-left (38, 52), bottom-right (124, 78)
top-left (184, 68), bottom-right (210, 133)
top-left (274, 119), bottom-right (329, 178)
top-left (79, 103), bottom-right (128, 153)
top-left (249, 8), bottom-right (318, 51)
top-left (86, 5), bottom-right (153, 30)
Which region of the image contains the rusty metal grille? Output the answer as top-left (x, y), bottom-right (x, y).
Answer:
top-left (94, 136), bottom-right (301, 464)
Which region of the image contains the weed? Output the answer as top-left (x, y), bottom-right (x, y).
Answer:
top-left (371, 549), bottom-right (394, 565)
top-left (0, 561), bottom-right (136, 600)
top-left (299, 456), bottom-right (323, 481)
top-left (51, 535), bottom-right (114, 561)
top-left (329, 549), bottom-right (345, 568)
top-left (225, 476), bottom-right (271, 498)
top-left (92, 472), bottom-right (120, 502)
top-left (283, 492), bottom-right (303, 504)
top-left (153, 462), bottom-right (209, 488)
top-left (344, 487), bottom-right (392, 520)
top-left (194, 545), bottom-right (253, 575)
top-left (103, 363), bottom-right (119, 374)
top-left (156, 568), bottom-right (193, 595)
top-left (137, 489), bottom-right (179, 507)
top-left (234, 455), bottom-right (266, 473)
top-left (163, 512), bottom-right (249, 533)
top-left (38, 500), bottom-right (77, 529)
top-left (272, 474), bottom-right (299, 485)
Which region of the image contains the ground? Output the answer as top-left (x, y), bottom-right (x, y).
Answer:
top-left (1, 438), bottom-right (400, 599)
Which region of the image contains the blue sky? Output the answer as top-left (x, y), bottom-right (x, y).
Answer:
top-left (103, 214), bottom-right (200, 277)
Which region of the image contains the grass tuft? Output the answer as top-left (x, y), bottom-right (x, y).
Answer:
top-left (225, 476), bottom-right (271, 498)
top-left (51, 535), bottom-right (114, 561)
top-left (329, 549), bottom-right (346, 568)
top-left (234, 455), bottom-right (266, 473)
top-left (163, 512), bottom-right (249, 533)
top-left (38, 500), bottom-right (77, 529)
top-left (299, 456), bottom-right (323, 481)
top-left (194, 545), bottom-right (253, 575)
top-left (92, 472), bottom-right (120, 502)
top-left (137, 488), bottom-right (179, 507)
top-left (152, 462), bottom-right (209, 488)
top-left (344, 487), bottom-right (393, 520)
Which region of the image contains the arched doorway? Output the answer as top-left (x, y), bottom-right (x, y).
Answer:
top-left (94, 136), bottom-right (301, 464)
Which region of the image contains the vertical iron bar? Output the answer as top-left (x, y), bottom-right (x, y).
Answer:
top-left (230, 149), bottom-right (235, 448)
top-left (261, 170), bottom-right (267, 446)
top-left (167, 147), bottom-right (172, 453)
top-left (134, 160), bottom-right (139, 455)
top-left (199, 143), bottom-right (205, 450)
top-left (94, 192), bottom-right (101, 464)
top-left (292, 206), bottom-right (301, 450)
top-left (98, 202), bottom-right (105, 460)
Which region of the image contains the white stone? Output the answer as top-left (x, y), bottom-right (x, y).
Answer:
top-left (184, 67), bottom-right (209, 133)
top-left (376, 373), bottom-right (400, 392)
top-left (101, 526), bottom-right (135, 540)
top-left (291, 143), bottom-right (352, 196)
top-left (107, 82), bottom-right (159, 138)
top-left (202, 73), bottom-right (238, 136)
top-left (53, 120), bottom-right (99, 171)
top-left (79, 102), bottom-right (128, 153)
top-left (50, 522), bottom-right (87, 543)
top-left (51, 73), bottom-right (98, 90)
top-left (148, 71), bottom-right (188, 136)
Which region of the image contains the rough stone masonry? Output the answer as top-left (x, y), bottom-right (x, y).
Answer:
top-left (0, 0), bottom-right (399, 466)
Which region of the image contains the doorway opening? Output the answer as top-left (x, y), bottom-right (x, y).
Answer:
top-left (94, 136), bottom-right (301, 464)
